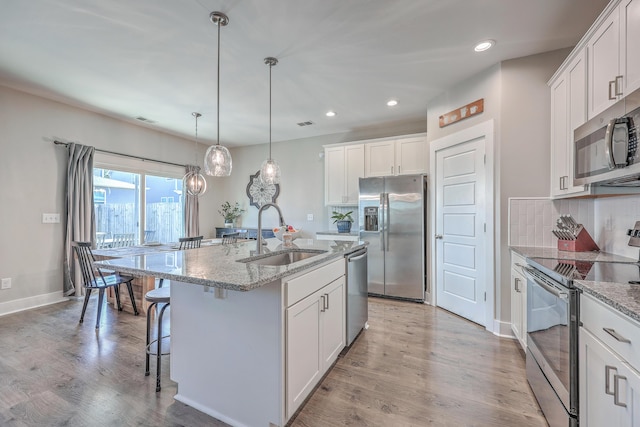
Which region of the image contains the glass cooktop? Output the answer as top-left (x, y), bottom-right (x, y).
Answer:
top-left (528, 257), bottom-right (640, 287)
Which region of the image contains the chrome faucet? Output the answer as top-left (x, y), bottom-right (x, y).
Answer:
top-left (256, 203), bottom-right (286, 254)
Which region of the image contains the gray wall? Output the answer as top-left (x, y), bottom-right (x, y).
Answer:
top-left (425, 48), bottom-right (570, 329)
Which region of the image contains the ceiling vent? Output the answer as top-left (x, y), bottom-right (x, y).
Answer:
top-left (297, 121), bottom-right (314, 127)
top-left (135, 116), bottom-right (156, 124)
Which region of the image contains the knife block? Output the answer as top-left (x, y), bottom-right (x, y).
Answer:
top-left (557, 226), bottom-right (599, 252)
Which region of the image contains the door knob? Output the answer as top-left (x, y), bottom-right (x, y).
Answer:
top-left (435, 234), bottom-right (443, 239)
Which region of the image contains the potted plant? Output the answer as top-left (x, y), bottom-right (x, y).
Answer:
top-left (331, 210), bottom-right (354, 233)
top-left (219, 201), bottom-right (245, 228)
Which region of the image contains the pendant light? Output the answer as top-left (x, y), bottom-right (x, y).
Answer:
top-left (204, 11), bottom-right (232, 177)
top-left (260, 57), bottom-right (281, 185)
top-left (184, 112), bottom-right (207, 196)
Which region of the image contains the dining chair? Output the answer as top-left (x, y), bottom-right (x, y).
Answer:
top-left (112, 233), bottom-right (135, 247)
top-left (178, 235), bottom-right (203, 249)
top-left (144, 230), bottom-right (156, 243)
top-left (95, 232), bottom-right (107, 249)
top-left (222, 232), bottom-right (239, 244)
top-left (156, 236), bottom-right (203, 288)
top-left (72, 241), bottom-right (139, 328)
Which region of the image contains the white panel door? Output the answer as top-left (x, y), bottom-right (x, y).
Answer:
top-left (435, 137), bottom-right (486, 326)
top-left (325, 146), bottom-right (345, 205)
top-left (344, 144), bottom-right (364, 204)
top-left (396, 136), bottom-right (426, 175)
top-left (320, 277), bottom-right (345, 370)
top-left (588, 11), bottom-right (621, 118)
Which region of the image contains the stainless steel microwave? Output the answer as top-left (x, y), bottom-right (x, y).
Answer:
top-left (574, 88), bottom-right (640, 186)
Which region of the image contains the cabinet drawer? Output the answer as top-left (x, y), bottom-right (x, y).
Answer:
top-left (581, 293), bottom-right (640, 366)
top-left (511, 251), bottom-right (526, 269)
top-left (285, 258), bottom-right (344, 307)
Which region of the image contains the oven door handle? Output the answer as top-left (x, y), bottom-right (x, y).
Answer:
top-left (522, 266), bottom-right (568, 299)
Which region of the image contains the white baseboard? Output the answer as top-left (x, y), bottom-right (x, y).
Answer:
top-left (492, 319), bottom-right (515, 338)
top-left (0, 291), bottom-right (68, 317)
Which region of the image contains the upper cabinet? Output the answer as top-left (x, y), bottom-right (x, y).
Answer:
top-left (364, 136), bottom-right (427, 177)
top-left (587, 0), bottom-right (640, 119)
top-left (324, 134), bottom-right (427, 205)
top-left (324, 144), bottom-right (364, 205)
top-left (549, 0), bottom-right (639, 198)
top-left (550, 50), bottom-right (589, 198)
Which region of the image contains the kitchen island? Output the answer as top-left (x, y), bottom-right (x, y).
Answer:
top-left (95, 238), bottom-right (367, 427)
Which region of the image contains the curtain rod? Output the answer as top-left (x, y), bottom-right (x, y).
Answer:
top-left (54, 140), bottom-right (187, 168)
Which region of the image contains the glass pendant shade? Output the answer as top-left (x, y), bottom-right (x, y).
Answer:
top-left (260, 158), bottom-right (281, 184)
top-left (184, 111), bottom-right (207, 196)
top-left (204, 145), bottom-right (232, 176)
top-left (184, 169), bottom-right (207, 196)
top-left (204, 11), bottom-right (232, 177)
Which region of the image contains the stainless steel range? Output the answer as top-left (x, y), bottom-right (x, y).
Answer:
top-left (522, 256), bottom-right (640, 427)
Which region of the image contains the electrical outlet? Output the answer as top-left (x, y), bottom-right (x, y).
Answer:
top-left (42, 213), bottom-right (60, 223)
top-left (1, 278), bottom-right (11, 289)
top-left (307, 214), bottom-right (314, 221)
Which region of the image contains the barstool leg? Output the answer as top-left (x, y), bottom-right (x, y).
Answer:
top-left (145, 302), bottom-right (156, 377)
top-left (156, 303), bottom-right (170, 392)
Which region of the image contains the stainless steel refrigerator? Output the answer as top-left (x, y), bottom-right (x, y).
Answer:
top-left (359, 174), bottom-right (426, 301)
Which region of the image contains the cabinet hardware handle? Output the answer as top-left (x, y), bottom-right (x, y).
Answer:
top-left (609, 80), bottom-right (617, 100)
top-left (434, 234), bottom-right (443, 239)
top-left (324, 293), bottom-right (329, 310)
top-left (391, 166), bottom-right (394, 174)
top-left (603, 327), bottom-right (631, 343)
top-left (605, 365), bottom-right (617, 395)
top-left (320, 295), bottom-right (326, 312)
top-left (614, 374), bottom-right (628, 407)
top-left (398, 165), bottom-right (401, 174)
top-left (615, 75), bottom-right (623, 96)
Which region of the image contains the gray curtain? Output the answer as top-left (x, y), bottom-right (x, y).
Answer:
top-left (63, 143), bottom-right (95, 296)
top-left (184, 165), bottom-right (200, 237)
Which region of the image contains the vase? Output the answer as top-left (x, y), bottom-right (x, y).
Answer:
top-left (336, 220), bottom-right (352, 233)
top-left (224, 221), bottom-right (234, 229)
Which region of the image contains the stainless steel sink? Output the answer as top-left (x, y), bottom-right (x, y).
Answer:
top-left (239, 250), bottom-right (327, 266)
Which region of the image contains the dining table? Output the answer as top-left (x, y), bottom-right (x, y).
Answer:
top-left (92, 239), bottom-right (223, 315)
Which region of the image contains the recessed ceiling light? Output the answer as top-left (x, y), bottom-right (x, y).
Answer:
top-left (326, 111), bottom-right (336, 117)
top-left (474, 40), bottom-right (495, 52)
top-left (387, 100), bottom-right (398, 107)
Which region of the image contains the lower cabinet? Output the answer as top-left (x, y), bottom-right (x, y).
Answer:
top-left (285, 262), bottom-right (345, 419)
top-left (510, 251), bottom-right (527, 350)
top-left (580, 293), bottom-right (640, 426)
top-left (579, 328), bottom-right (640, 426)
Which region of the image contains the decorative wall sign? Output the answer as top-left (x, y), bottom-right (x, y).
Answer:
top-left (246, 170), bottom-right (280, 209)
top-left (439, 98), bottom-right (484, 128)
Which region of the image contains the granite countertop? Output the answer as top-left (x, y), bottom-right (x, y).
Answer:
top-left (94, 238), bottom-right (366, 292)
top-left (510, 245), bottom-right (640, 323)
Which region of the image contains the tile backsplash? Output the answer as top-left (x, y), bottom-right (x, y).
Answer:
top-left (509, 198), bottom-right (594, 248)
top-left (509, 195), bottom-right (640, 260)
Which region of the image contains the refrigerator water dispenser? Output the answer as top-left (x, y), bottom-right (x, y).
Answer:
top-left (364, 207), bottom-right (379, 231)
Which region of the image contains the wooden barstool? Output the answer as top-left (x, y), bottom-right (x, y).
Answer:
top-left (145, 286), bottom-right (170, 392)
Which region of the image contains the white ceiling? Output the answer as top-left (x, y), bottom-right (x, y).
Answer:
top-left (0, 0), bottom-right (609, 147)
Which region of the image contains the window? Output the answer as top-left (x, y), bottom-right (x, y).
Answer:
top-left (93, 154), bottom-right (184, 246)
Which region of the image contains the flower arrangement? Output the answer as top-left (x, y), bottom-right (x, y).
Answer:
top-left (219, 201), bottom-right (245, 223)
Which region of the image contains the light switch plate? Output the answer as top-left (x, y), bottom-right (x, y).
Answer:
top-left (1, 278), bottom-right (11, 289)
top-left (307, 214), bottom-right (314, 221)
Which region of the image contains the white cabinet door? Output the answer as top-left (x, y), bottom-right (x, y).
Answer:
top-left (551, 72), bottom-right (569, 198)
top-left (620, 0), bottom-right (640, 96)
top-left (320, 277), bottom-right (345, 369)
top-left (396, 136), bottom-right (427, 175)
top-left (344, 144), bottom-right (364, 204)
top-left (580, 328), bottom-right (640, 427)
top-left (286, 292), bottom-right (322, 418)
top-left (588, 10), bottom-right (621, 118)
top-left (510, 267), bottom-right (526, 350)
top-left (365, 140), bottom-right (395, 177)
top-left (325, 146), bottom-right (346, 205)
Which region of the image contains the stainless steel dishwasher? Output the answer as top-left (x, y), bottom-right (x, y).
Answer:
top-left (346, 248), bottom-right (368, 346)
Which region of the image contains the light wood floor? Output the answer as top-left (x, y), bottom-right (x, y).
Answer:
top-left (0, 296), bottom-right (546, 426)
